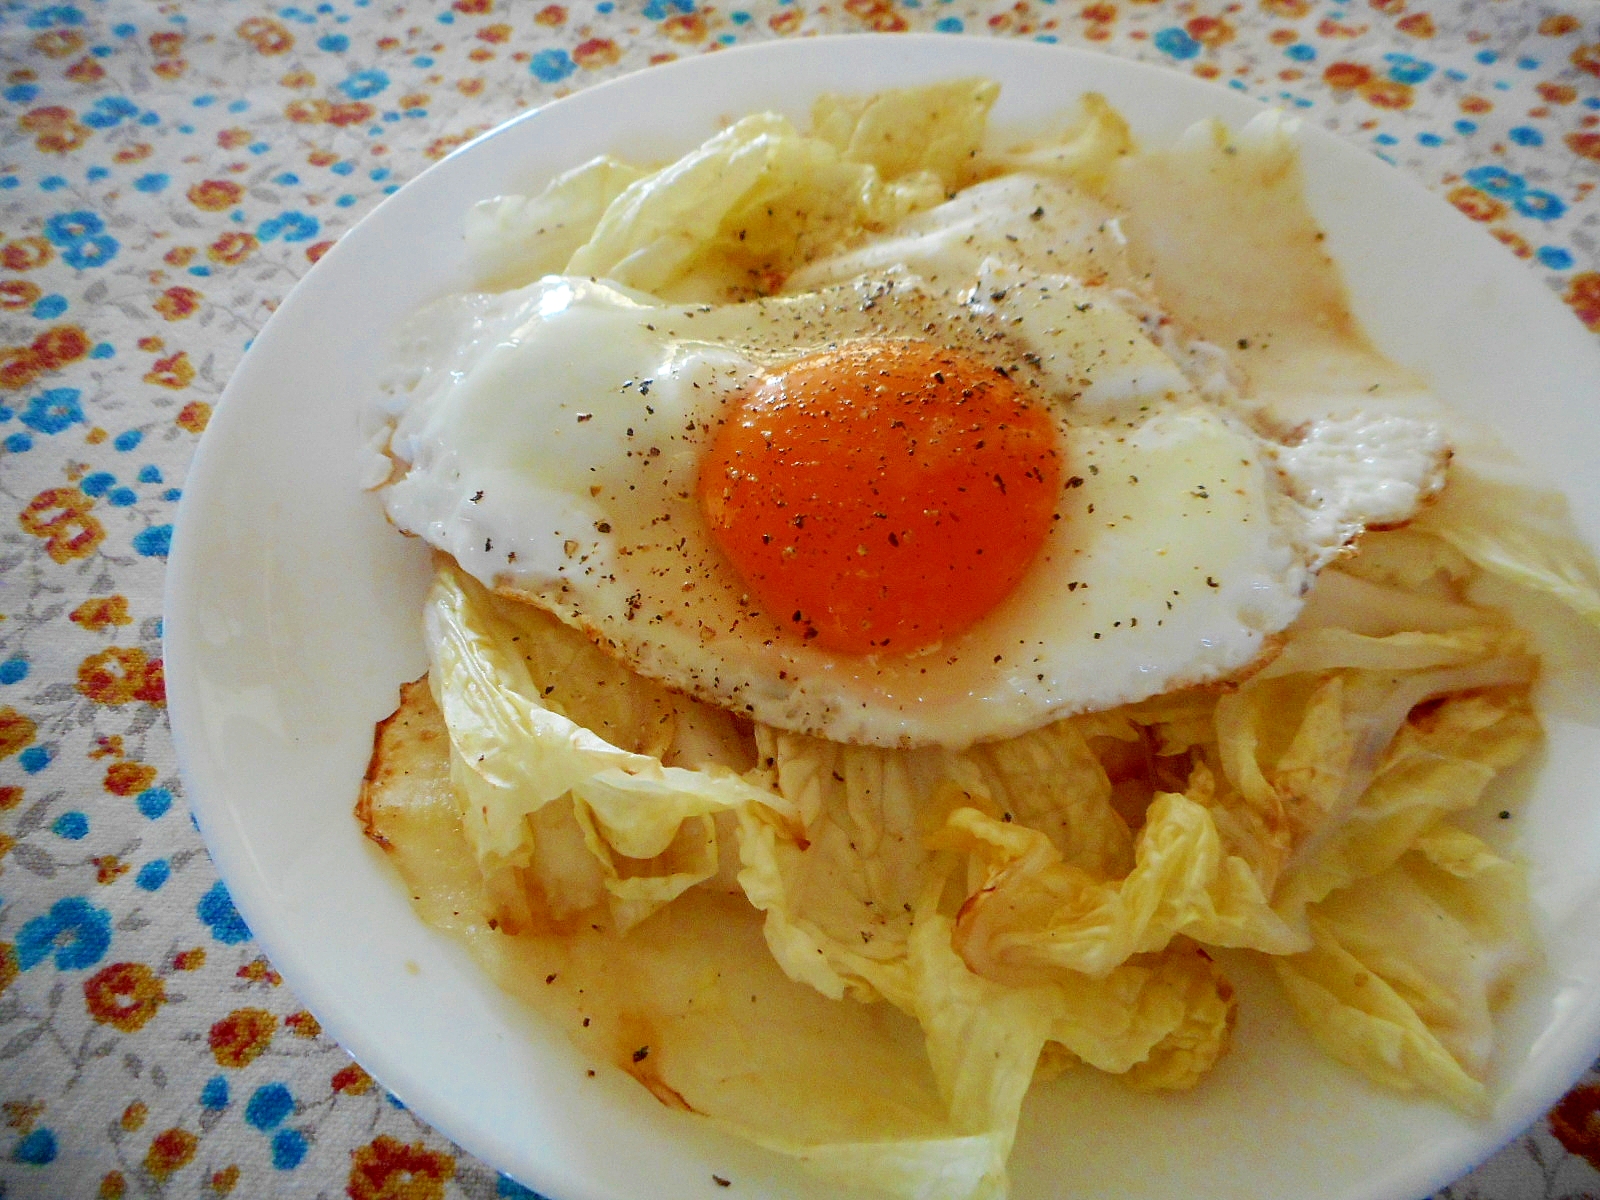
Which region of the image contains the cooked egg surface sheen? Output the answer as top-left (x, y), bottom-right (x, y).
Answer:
top-left (378, 156), bottom-right (1450, 749)
top-left (698, 338), bottom-right (1063, 656)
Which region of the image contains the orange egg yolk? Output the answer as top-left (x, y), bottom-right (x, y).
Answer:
top-left (697, 339), bottom-right (1063, 656)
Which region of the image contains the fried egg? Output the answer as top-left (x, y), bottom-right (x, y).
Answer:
top-left (375, 175), bottom-right (1448, 749)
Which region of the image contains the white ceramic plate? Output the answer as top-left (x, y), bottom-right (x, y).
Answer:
top-left (165, 33), bottom-right (1600, 1200)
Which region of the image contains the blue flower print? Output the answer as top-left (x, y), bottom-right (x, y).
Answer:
top-left (1463, 165), bottom-right (1523, 198)
top-left (16, 897), bottom-right (113, 971)
top-left (257, 212), bottom-right (320, 242)
top-left (529, 49), bottom-right (575, 82)
top-left (198, 881), bottom-right (251, 943)
top-left (338, 69), bottom-right (389, 100)
top-left (43, 210), bottom-right (104, 246)
top-left (20, 388), bottom-right (83, 434)
top-left (62, 235), bottom-right (119, 268)
top-left (1153, 27), bottom-right (1202, 60)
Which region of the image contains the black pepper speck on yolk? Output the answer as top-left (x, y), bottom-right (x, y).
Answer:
top-left (696, 338), bottom-right (1062, 655)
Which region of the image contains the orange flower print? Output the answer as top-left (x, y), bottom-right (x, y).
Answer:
top-left (84, 962), bottom-right (167, 1032)
top-left (1541, 82), bottom-right (1578, 105)
top-left (1186, 16), bottom-right (1234, 45)
top-left (20, 486), bottom-right (104, 562)
top-left (1323, 61), bottom-right (1373, 88)
top-left (237, 957), bottom-right (281, 985)
top-left (77, 647), bottom-right (166, 706)
top-left (0, 943), bottom-right (18, 997)
top-left (1550, 1083), bottom-right (1600, 1169)
top-left (536, 4), bottom-right (567, 24)
top-left (0, 704), bottom-right (36, 761)
top-left (347, 1136), bottom-right (456, 1200)
top-left (0, 281), bottom-right (42, 310)
top-left (1, 236), bottom-right (53, 270)
top-left (188, 179), bottom-right (243, 212)
top-left (115, 142), bottom-right (153, 163)
top-left (1361, 78), bottom-right (1414, 109)
top-left (454, 0), bottom-right (494, 12)
top-left (177, 400), bottom-right (213, 433)
top-left (1564, 272), bottom-right (1600, 332)
top-left (1260, 0), bottom-right (1311, 14)
top-left (149, 30), bottom-right (184, 56)
top-left (329, 102), bottom-right (376, 126)
top-left (1541, 13), bottom-right (1582, 37)
top-left (217, 126), bottom-right (252, 150)
top-left (144, 351), bottom-right (196, 390)
top-left (0, 708), bottom-right (36, 760)
top-left (154, 286), bottom-right (202, 321)
top-left (104, 761), bottom-right (157, 795)
top-left (19, 106), bottom-right (90, 154)
top-left (286, 1010), bottom-right (322, 1037)
top-left (207, 232), bottom-right (258, 266)
top-left (209, 1007), bottom-right (276, 1067)
top-left (1396, 12), bottom-right (1433, 37)
top-left (845, 0), bottom-right (906, 31)
top-left (1567, 132), bottom-right (1600, 162)
top-left (1447, 185), bottom-right (1506, 222)
top-left (36, 325), bottom-right (90, 370)
top-left (0, 785), bottom-right (21, 810)
top-left (1, 325), bottom-right (90, 390)
top-left (333, 1063), bottom-right (374, 1094)
top-left (1573, 43), bottom-right (1600, 78)
top-left (210, 1166), bottom-right (241, 1194)
top-left (67, 56), bottom-right (106, 84)
top-left (1492, 227), bottom-right (1532, 259)
top-left (475, 23), bottom-right (511, 43)
top-left (72, 596), bottom-right (133, 631)
top-left (33, 29), bottom-right (84, 57)
top-left (768, 9), bottom-right (801, 33)
top-left (144, 1128), bottom-right (198, 1180)
top-left (93, 855), bottom-right (130, 885)
top-left (280, 69), bottom-right (317, 89)
top-left (285, 98), bottom-right (331, 124)
top-left (172, 947), bottom-right (206, 971)
top-left (100, 1169), bottom-right (127, 1198)
top-left (573, 38), bottom-right (620, 69)
top-left (237, 17), bottom-right (294, 54)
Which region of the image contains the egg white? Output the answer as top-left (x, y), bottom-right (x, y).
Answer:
top-left (376, 177), bottom-right (1447, 748)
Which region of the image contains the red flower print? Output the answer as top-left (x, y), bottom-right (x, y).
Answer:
top-left (1550, 1084), bottom-right (1600, 1170)
top-left (0, 281), bottom-right (41, 310)
top-left (84, 962), bottom-right (167, 1032)
top-left (208, 1007), bottom-right (276, 1067)
top-left (144, 350), bottom-right (195, 389)
top-left (103, 760), bottom-right (156, 795)
top-left (72, 596), bottom-right (133, 632)
top-left (144, 1128), bottom-right (197, 1180)
top-left (154, 286), bottom-right (202, 321)
top-left (236, 17), bottom-right (294, 54)
top-left (347, 1136), bottom-right (455, 1200)
top-left (77, 647), bottom-right (166, 707)
top-left (20, 486), bottom-right (104, 563)
top-left (1564, 272), bottom-right (1600, 332)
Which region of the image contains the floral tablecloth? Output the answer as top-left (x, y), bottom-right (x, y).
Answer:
top-left (2, 0), bottom-right (1599, 1197)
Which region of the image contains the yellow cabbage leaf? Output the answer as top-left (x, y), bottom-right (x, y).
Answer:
top-left (1273, 822), bottom-right (1533, 1112)
top-left (464, 154), bottom-right (646, 291)
top-left (811, 78), bottom-right (999, 188)
top-left (426, 562), bottom-right (791, 931)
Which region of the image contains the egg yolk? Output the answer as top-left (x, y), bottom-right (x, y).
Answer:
top-left (697, 339), bottom-right (1063, 655)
